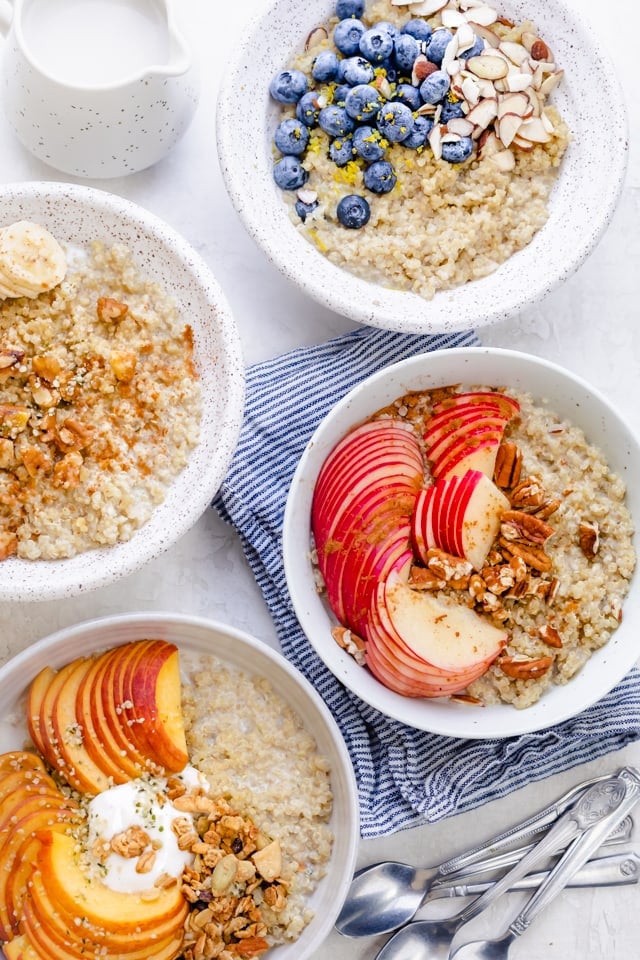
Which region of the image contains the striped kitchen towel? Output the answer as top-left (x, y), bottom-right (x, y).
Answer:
top-left (213, 326), bottom-right (640, 839)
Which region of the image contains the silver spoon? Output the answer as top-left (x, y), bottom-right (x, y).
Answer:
top-left (375, 768), bottom-right (640, 960)
top-left (336, 771), bottom-right (616, 938)
top-left (450, 767), bottom-right (640, 960)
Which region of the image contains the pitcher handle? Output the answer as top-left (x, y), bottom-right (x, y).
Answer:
top-left (0, 0), bottom-right (12, 37)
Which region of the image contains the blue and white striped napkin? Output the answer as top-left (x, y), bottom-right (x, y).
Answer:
top-left (213, 326), bottom-right (640, 839)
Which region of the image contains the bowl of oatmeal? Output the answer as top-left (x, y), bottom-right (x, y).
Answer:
top-left (283, 347), bottom-right (639, 737)
top-left (0, 611), bottom-right (360, 958)
top-left (0, 181), bottom-right (244, 602)
top-left (217, 0), bottom-right (627, 333)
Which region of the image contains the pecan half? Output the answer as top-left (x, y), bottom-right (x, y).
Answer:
top-left (494, 442), bottom-right (522, 489)
top-left (499, 539), bottom-right (553, 573)
top-left (578, 521), bottom-right (599, 559)
top-left (539, 625), bottom-right (563, 648)
top-left (500, 510), bottom-right (555, 544)
top-left (498, 655), bottom-right (554, 680)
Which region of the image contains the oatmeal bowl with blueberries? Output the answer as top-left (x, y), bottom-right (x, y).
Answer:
top-left (217, 0), bottom-right (628, 333)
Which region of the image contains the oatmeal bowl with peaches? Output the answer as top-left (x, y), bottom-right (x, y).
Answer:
top-left (0, 181), bottom-right (244, 601)
top-left (283, 347), bottom-right (640, 738)
top-left (218, 0), bottom-right (627, 333)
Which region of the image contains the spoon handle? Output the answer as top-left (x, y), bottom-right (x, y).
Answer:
top-left (437, 770), bottom-right (614, 879)
top-left (508, 768), bottom-right (640, 938)
top-left (433, 850), bottom-right (640, 900)
top-left (454, 769), bottom-right (640, 928)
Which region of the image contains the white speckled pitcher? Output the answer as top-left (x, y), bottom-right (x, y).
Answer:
top-left (0, 0), bottom-right (200, 178)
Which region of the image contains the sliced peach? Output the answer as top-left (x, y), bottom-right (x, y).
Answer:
top-left (25, 670), bottom-right (53, 757)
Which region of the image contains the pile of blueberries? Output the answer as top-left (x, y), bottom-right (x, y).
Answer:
top-left (270, 0), bottom-right (480, 228)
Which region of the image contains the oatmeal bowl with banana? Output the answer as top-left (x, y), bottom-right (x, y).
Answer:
top-left (218, 0), bottom-right (627, 333)
top-left (0, 181), bottom-right (244, 601)
top-left (283, 347), bottom-right (640, 738)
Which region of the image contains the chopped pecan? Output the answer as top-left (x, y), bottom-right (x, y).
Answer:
top-left (449, 693), bottom-right (483, 706)
top-left (533, 498), bottom-right (561, 520)
top-left (57, 418), bottom-right (95, 452)
top-left (494, 442), bottom-right (522, 488)
top-left (509, 476), bottom-right (546, 509)
top-left (578, 521), bottom-right (599, 559)
top-left (97, 296), bottom-right (129, 323)
top-left (500, 510), bottom-right (555, 544)
top-left (539, 624), bottom-right (563, 648)
top-left (481, 564), bottom-right (516, 595)
top-left (332, 625), bottom-right (366, 664)
top-left (498, 655), bottom-right (554, 680)
top-left (408, 565), bottom-right (447, 590)
top-left (499, 538), bottom-right (553, 573)
top-left (425, 547), bottom-right (473, 585)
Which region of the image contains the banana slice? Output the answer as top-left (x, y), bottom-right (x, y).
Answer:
top-left (0, 220), bottom-right (67, 299)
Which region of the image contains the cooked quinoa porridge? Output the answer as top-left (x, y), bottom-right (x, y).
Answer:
top-left (0, 240), bottom-right (201, 561)
top-left (314, 386), bottom-right (635, 710)
top-left (182, 656), bottom-right (334, 947)
top-left (270, 0), bottom-right (569, 300)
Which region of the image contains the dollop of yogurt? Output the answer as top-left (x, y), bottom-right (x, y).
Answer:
top-left (87, 766), bottom-right (206, 893)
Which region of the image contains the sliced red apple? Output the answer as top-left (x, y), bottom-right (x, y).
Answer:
top-left (431, 390), bottom-right (520, 420)
top-left (423, 403), bottom-right (509, 448)
top-left (426, 420), bottom-right (506, 474)
top-left (430, 427), bottom-right (503, 480)
top-left (458, 472), bottom-right (510, 569)
top-left (341, 525), bottom-right (413, 636)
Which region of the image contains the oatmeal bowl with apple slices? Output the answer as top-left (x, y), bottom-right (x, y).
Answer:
top-left (283, 347), bottom-right (639, 738)
top-left (0, 181), bottom-right (244, 602)
top-left (218, 0), bottom-right (627, 334)
top-left (0, 612), bottom-right (359, 960)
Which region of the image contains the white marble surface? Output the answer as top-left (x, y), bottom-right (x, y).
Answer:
top-left (0, 0), bottom-right (639, 957)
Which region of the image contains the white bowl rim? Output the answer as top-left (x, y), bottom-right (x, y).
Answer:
top-left (283, 345), bottom-right (640, 738)
top-left (0, 181), bottom-right (245, 602)
top-left (216, 0), bottom-right (629, 334)
top-left (0, 610), bottom-right (361, 960)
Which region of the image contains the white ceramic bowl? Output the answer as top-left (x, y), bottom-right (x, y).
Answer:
top-left (217, 0), bottom-right (627, 334)
top-left (283, 347), bottom-right (640, 738)
top-left (0, 181), bottom-right (244, 602)
top-left (0, 612), bottom-right (359, 960)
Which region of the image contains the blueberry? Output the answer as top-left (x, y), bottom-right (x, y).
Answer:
top-left (401, 18), bottom-right (432, 43)
top-left (296, 91), bottom-right (321, 127)
top-left (336, 0), bottom-right (365, 18)
top-left (426, 28), bottom-right (454, 66)
top-left (312, 50), bottom-right (340, 83)
top-left (334, 18), bottom-right (366, 56)
top-left (394, 33), bottom-right (420, 74)
top-left (363, 160), bottom-right (396, 194)
top-left (375, 20), bottom-right (401, 41)
top-left (419, 69), bottom-right (450, 104)
top-left (440, 97), bottom-right (466, 122)
top-left (378, 58), bottom-right (397, 83)
top-left (338, 55), bottom-right (375, 86)
top-left (344, 83), bottom-right (382, 121)
top-left (402, 114), bottom-right (433, 149)
top-left (329, 135), bottom-right (355, 166)
top-left (295, 198), bottom-right (319, 222)
top-left (441, 136), bottom-right (474, 164)
top-left (394, 82), bottom-right (422, 111)
top-left (332, 83), bottom-right (351, 105)
top-left (459, 35), bottom-right (484, 60)
top-left (274, 118), bottom-right (310, 156)
top-left (337, 194), bottom-right (371, 228)
top-left (273, 155), bottom-right (308, 190)
top-left (318, 104), bottom-right (355, 137)
top-left (359, 25), bottom-right (394, 63)
top-left (269, 69), bottom-right (308, 103)
top-left (376, 101), bottom-right (414, 143)
top-left (353, 125), bottom-right (386, 162)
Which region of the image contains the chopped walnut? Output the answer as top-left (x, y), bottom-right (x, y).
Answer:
top-left (0, 437), bottom-right (15, 468)
top-left (52, 451), bottom-right (83, 489)
top-left (32, 354), bottom-right (62, 383)
top-left (110, 349), bottom-right (137, 382)
top-left (97, 296), bottom-right (129, 323)
top-left (21, 445), bottom-right (53, 478)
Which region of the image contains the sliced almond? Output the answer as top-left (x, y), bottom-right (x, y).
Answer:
top-left (417, 102), bottom-right (437, 115)
top-left (505, 72), bottom-right (534, 93)
top-left (472, 23), bottom-right (500, 48)
top-left (517, 115), bottom-right (551, 143)
top-left (405, 0), bottom-right (448, 14)
top-left (441, 131), bottom-right (463, 143)
top-left (530, 62), bottom-right (545, 90)
top-left (466, 96), bottom-right (498, 135)
top-left (497, 91), bottom-right (530, 119)
top-left (305, 26), bottom-right (328, 51)
top-left (540, 109), bottom-right (555, 134)
top-left (446, 116), bottom-right (475, 137)
top-left (497, 111), bottom-right (522, 148)
top-left (466, 54), bottom-right (508, 80)
top-left (511, 132), bottom-right (535, 151)
top-left (520, 31), bottom-right (539, 54)
top-left (428, 122), bottom-right (443, 161)
top-left (489, 148), bottom-right (516, 171)
top-left (539, 69), bottom-right (564, 98)
top-left (456, 22), bottom-right (477, 54)
top-left (442, 36), bottom-right (460, 71)
top-left (461, 74), bottom-right (481, 106)
top-left (498, 41), bottom-right (530, 67)
top-left (465, 4), bottom-right (499, 26)
top-left (441, 8), bottom-right (466, 28)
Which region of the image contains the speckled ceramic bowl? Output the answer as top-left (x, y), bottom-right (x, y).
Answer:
top-left (217, 0), bottom-right (628, 334)
top-left (283, 347), bottom-right (640, 738)
top-left (0, 182), bottom-right (244, 602)
top-left (0, 612), bottom-right (360, 959)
